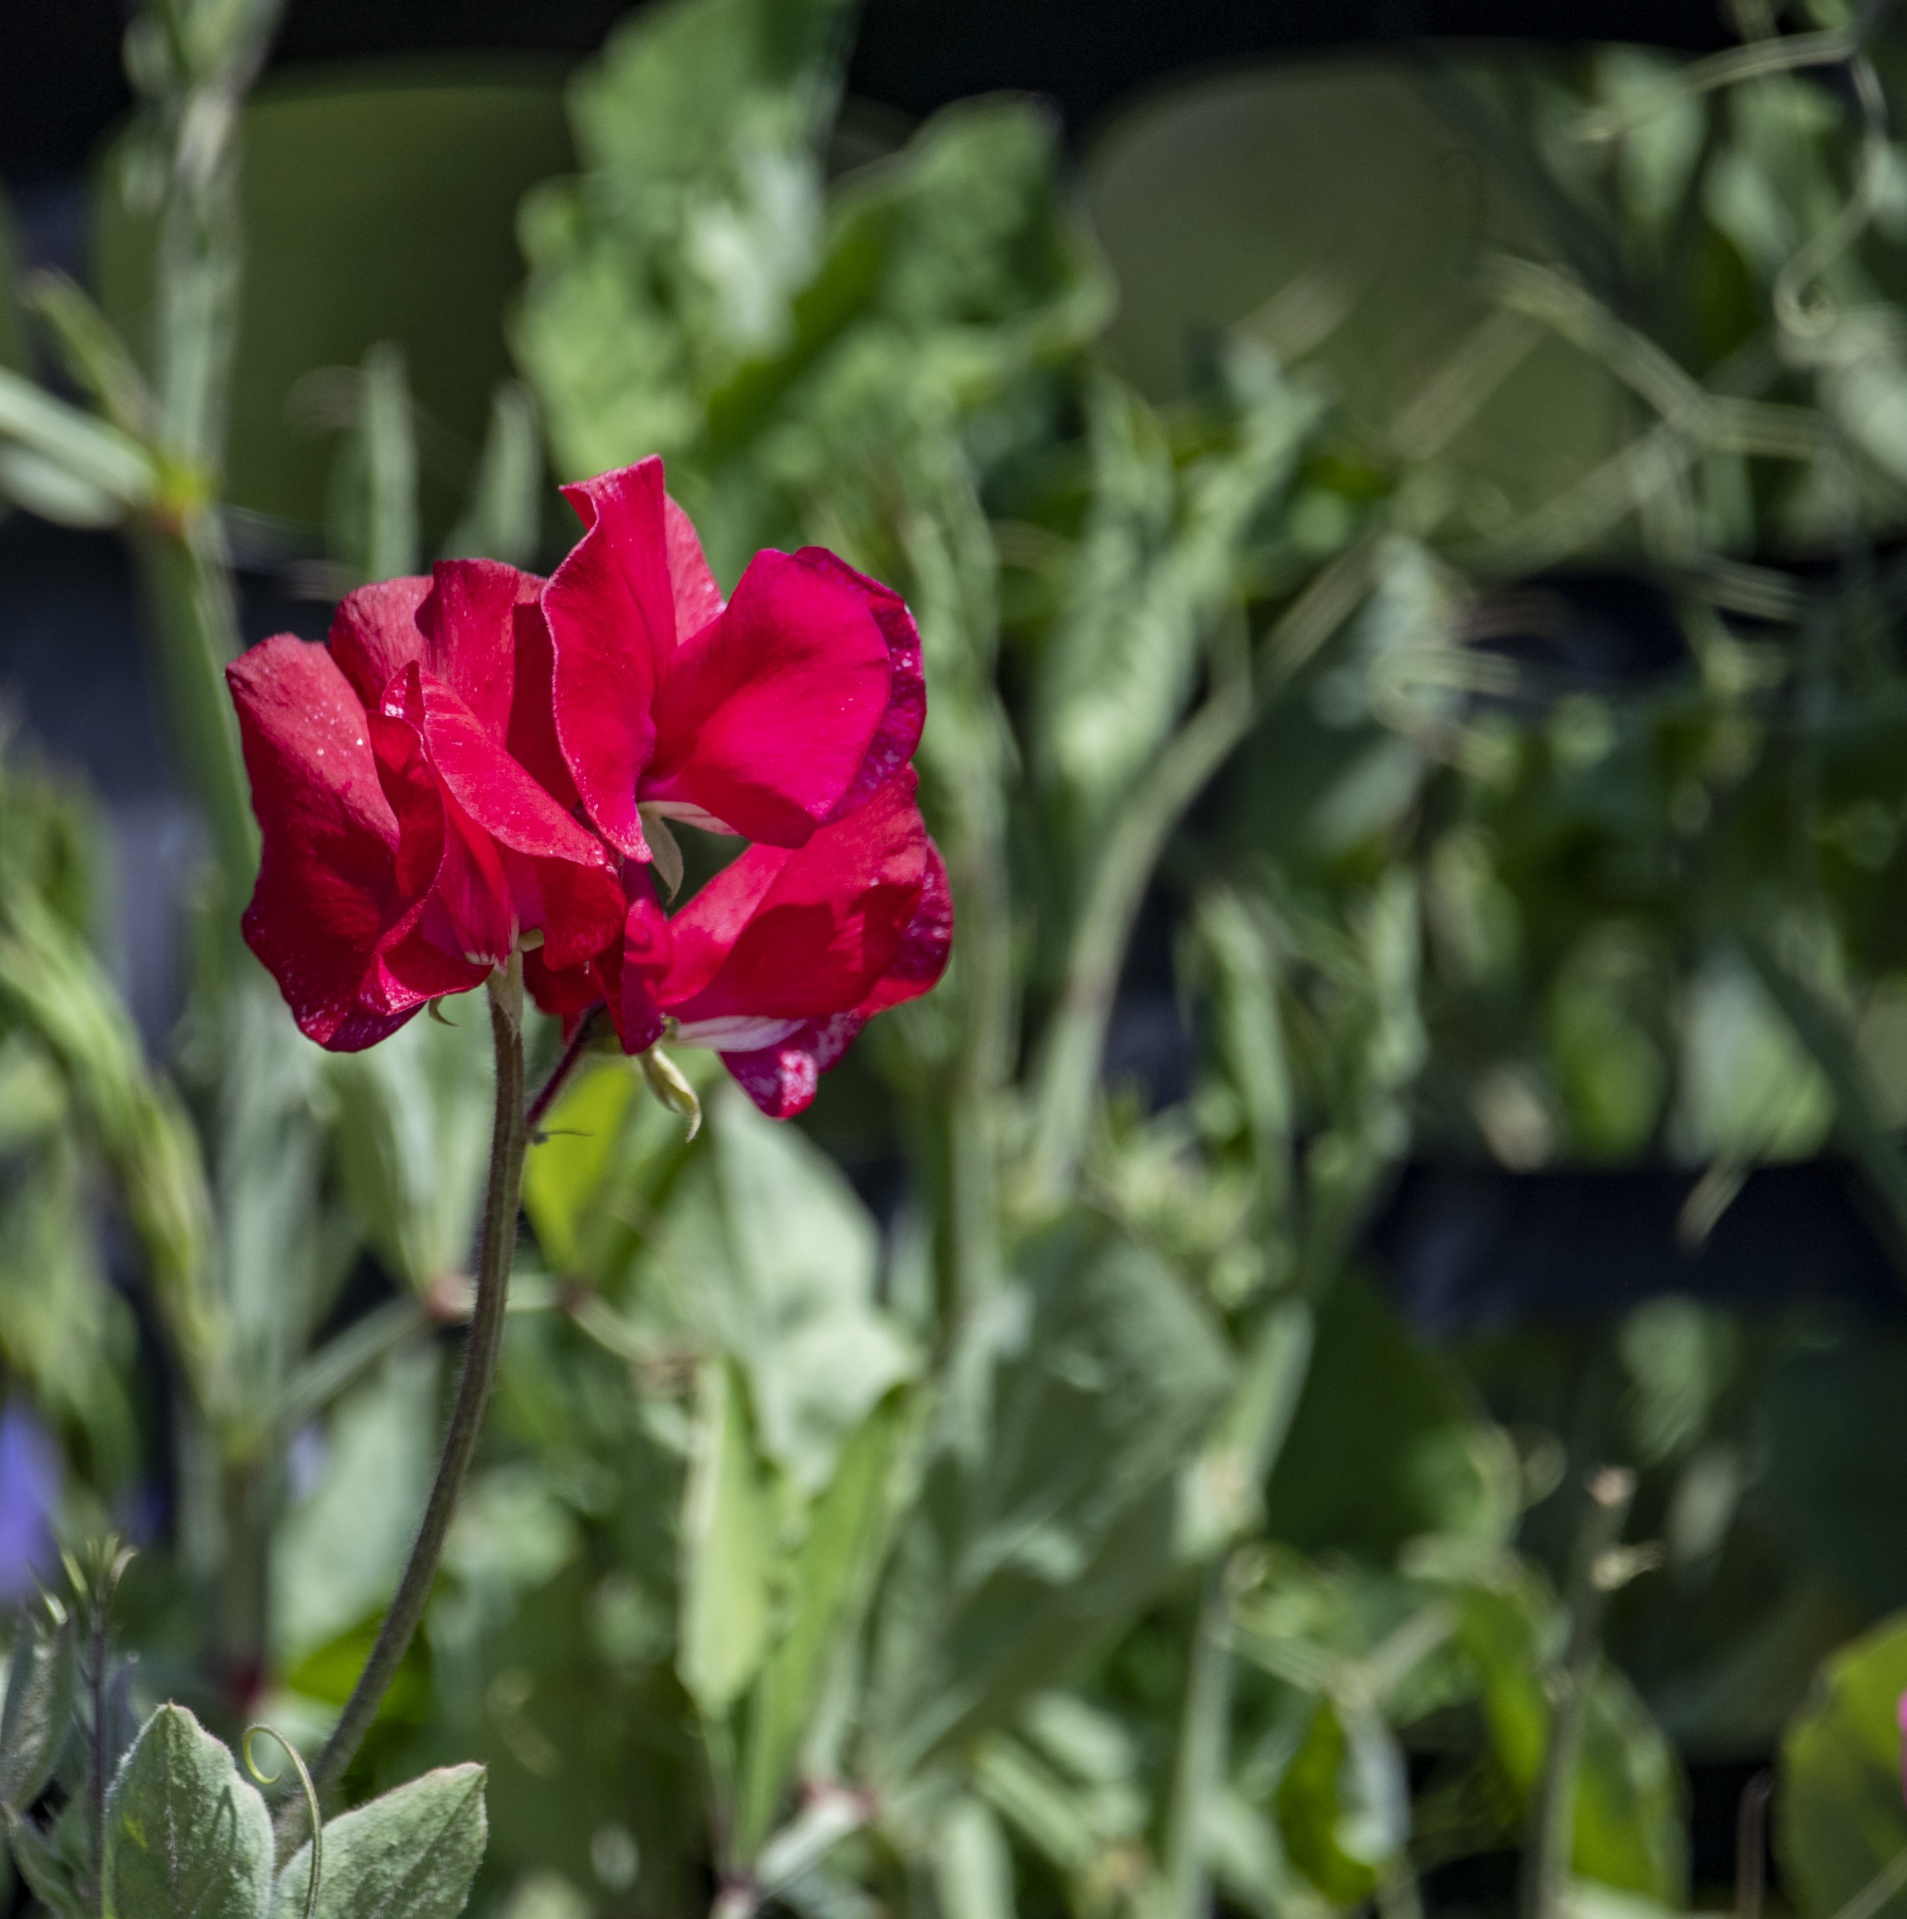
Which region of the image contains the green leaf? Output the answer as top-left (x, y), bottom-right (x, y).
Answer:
top-left (0, 445), bottom-right (125, 527)
top-left (104, 1704), bottom-right (273, 1919)
top-left (1274, 1694), bottom-right (1405, 1907)
top-left (1037, 360), bottom-right (1315, 830)
top-left (24, 272), bottom-right (153, 439)
top-left (659, 1088), bottom-right (913, 1493)
top-left (737, 1389), bottom-right (904, 1851)
top-left (0, 367), bottom-right (154, 510)
top-left (6, 1806), bottom-right (85, 1919)
top-left (863, 1210), bottom-right (1231, 1780)
top-left (679, 1357), bottom-right (776, 1719)
top-left (326, 1003), bottom-right (493, 1293)
top-left (1457, 1576), bottom-right (1687, 1904)
top-left (520, 1062), bottom-right (638, 1278)
top-left (326, 341), bottom-right (420, 583)
top-left (1266, 1271), bottom-right (1506, 1561)
top-left (273, 1343), bottom-right (440, 1666)
top-left (272, 1764), bottom-right (488, 1919)
top-left (1778, 1612), bottom-right (1907, 1919)
top-left (932, 1797), bottom-right (1018, 1919)
top-left (0, 887), bottom-right (217, 1405)
top-left (0, 1613), bottom-right (76, 1810)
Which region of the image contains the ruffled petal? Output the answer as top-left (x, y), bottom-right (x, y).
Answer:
top-left (716, 841), bottom-right (952, 1117)
top-left (504, 597), bottom-right (578, 812)
top-left (643, 548), bottom-right (894, 846)
top-left (381, 663), bottom-right (625, 968)
top-left (328, 576), bottom-right (432, 710)
top-left (545, 457), bottom-right (720, 859)
top-left (227, 634), bottom-right (452, 1050)
top-left (722, 1040), bottom-right (825, 1119)
top-left (414, 557), bottom-right (538, 740)
top-left (664, 491), bottom-right (724, 638)
top-left (861, 839), bottom-right (953, 1016)
top-left (793, 548), bottom-right (926, 825)
top-left (662, 769), bottom-right (928, 1024)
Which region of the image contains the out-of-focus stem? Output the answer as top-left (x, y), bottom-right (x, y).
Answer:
top-left (1024, 676), bottom-right (1253, 1207)
top-left (1023, 540), bottom-right (1375, 1208)
top-left (131, 514), bottom-right (256, 898)
top-left (1518, 1468), bottom-right (1637, 1919)
top-left (280, 959), bottom-right (527, 1842)
top-left (943, 756), bottom-right (1012, 1310)
top-left (525, 1005), bottom-right (604, 1135)
top-left (1161, 1557), bottom-right (1235, 1919)
top-left (127, 1), bottom-right (282, 906)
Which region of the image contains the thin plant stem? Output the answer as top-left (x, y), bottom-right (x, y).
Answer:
top-left (1518, 1467), bottom-right (1637, 1919)
top-left (280, 958), bottom-right (527, 1844)
top-left (1023, 539), bottom-right (1375, 1207)
top-left (1825, 1847), bottom-right (1907, 1919)
top-left (1161, 1556), bottom-right (1236, 1919)
top-left (525, 1004), bottom-right (604, 1136)
top-left (1736, 1770), bottom-right (1773, 1919)
top-left (89, 1590), bottom-right (108, 1919)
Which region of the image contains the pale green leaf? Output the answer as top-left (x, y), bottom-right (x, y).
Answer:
top-left (863, 1211), bottom-right (1231, 1779)
top-left (104, 1705), bottom-right (273, 1919)
top-left (272, 1765), bottom-right (487, 1919)
top-left (737, 1390), bottom-right (904, 1850)
top-left (0, 367), bottom-right (154, 508)
top-left (0, 1613), bottom-right (76, 1810)
top-left (678, 1357), bottom-right (775, 1718)
top-left (272, 1344), bottom-right (440, 1665)
top-left (932, 1797), bottom-right (1017, 1919)
top-left (520, 1062), bottom-right (637, 1278)
top-left (1778, 1612), bottom-right (1907, 1919)
top-left (6, 1805), bottom-right (85, 1919)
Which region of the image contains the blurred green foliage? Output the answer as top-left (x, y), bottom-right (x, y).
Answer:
top-left (13, 2), bottom-right (1907, 1918)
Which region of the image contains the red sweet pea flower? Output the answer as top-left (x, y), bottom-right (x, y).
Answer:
top-left (525, 768), bottom-right (953, 1118)
top-left (543, 457), bottom-right (925, 854)
top-left (229, 455), bottom-right (950, 1115)
top-left (228, 559), bottom-right (625, 1049)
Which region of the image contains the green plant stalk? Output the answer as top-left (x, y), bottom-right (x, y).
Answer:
top-left (939, 751), bottom-right (1013, 1311)
top-left (130, 516), bottom-right (256, 900)
top-left (130, 0), bottom-right (280, 907)
top-left (900, 466), bottom-right (1016, 1315)
top-left (1736, 926), bottom-right (1907, 1253)
top-left (88, 1583), bottom-right (108, 1919)
top-left (1025, 539), bottom-right (1376, 1207)
top-left (1160, 1556), bottom-right (1236, 1919)
top-left (281, 957), bottom-right (527, 1841)
top-left (1025, 677), bottom-right (1255, 1206)
top-left (1517, 1468), bottom-right (1636, 1919)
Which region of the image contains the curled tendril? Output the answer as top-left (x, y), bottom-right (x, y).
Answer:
top-left (1774, 53), bottom-right (1891, 343)
top-left (1577, 24), bottom-right (1862, 144)
top-left (243, 1725), bottom-right (322, 1919)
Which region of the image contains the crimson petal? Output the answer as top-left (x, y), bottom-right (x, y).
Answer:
top-left (545, 457), bottom-right (723, 859)
top-left (382, 664), bottom-right (625, 969)
top-left (643, 548), bottom-right (894, 847)
top-left (328, 576), bottom-right (432, 711)
top-left (414, 557), bottom-right (538, 740)
top-left (663, 770), bottom-right (928, 1025)
top-left (719, 841), bottom-right (952, 1117)
top-left (227, 636), bottom-right (470, 1049)
top-left (794, 548), bottom-right (926, 825)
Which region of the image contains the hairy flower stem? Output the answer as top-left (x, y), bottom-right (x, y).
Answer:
top-left (278, 958), bottom-right (527, 1850)
top-left (1518, 1467), bottom-right (1637, 1919)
